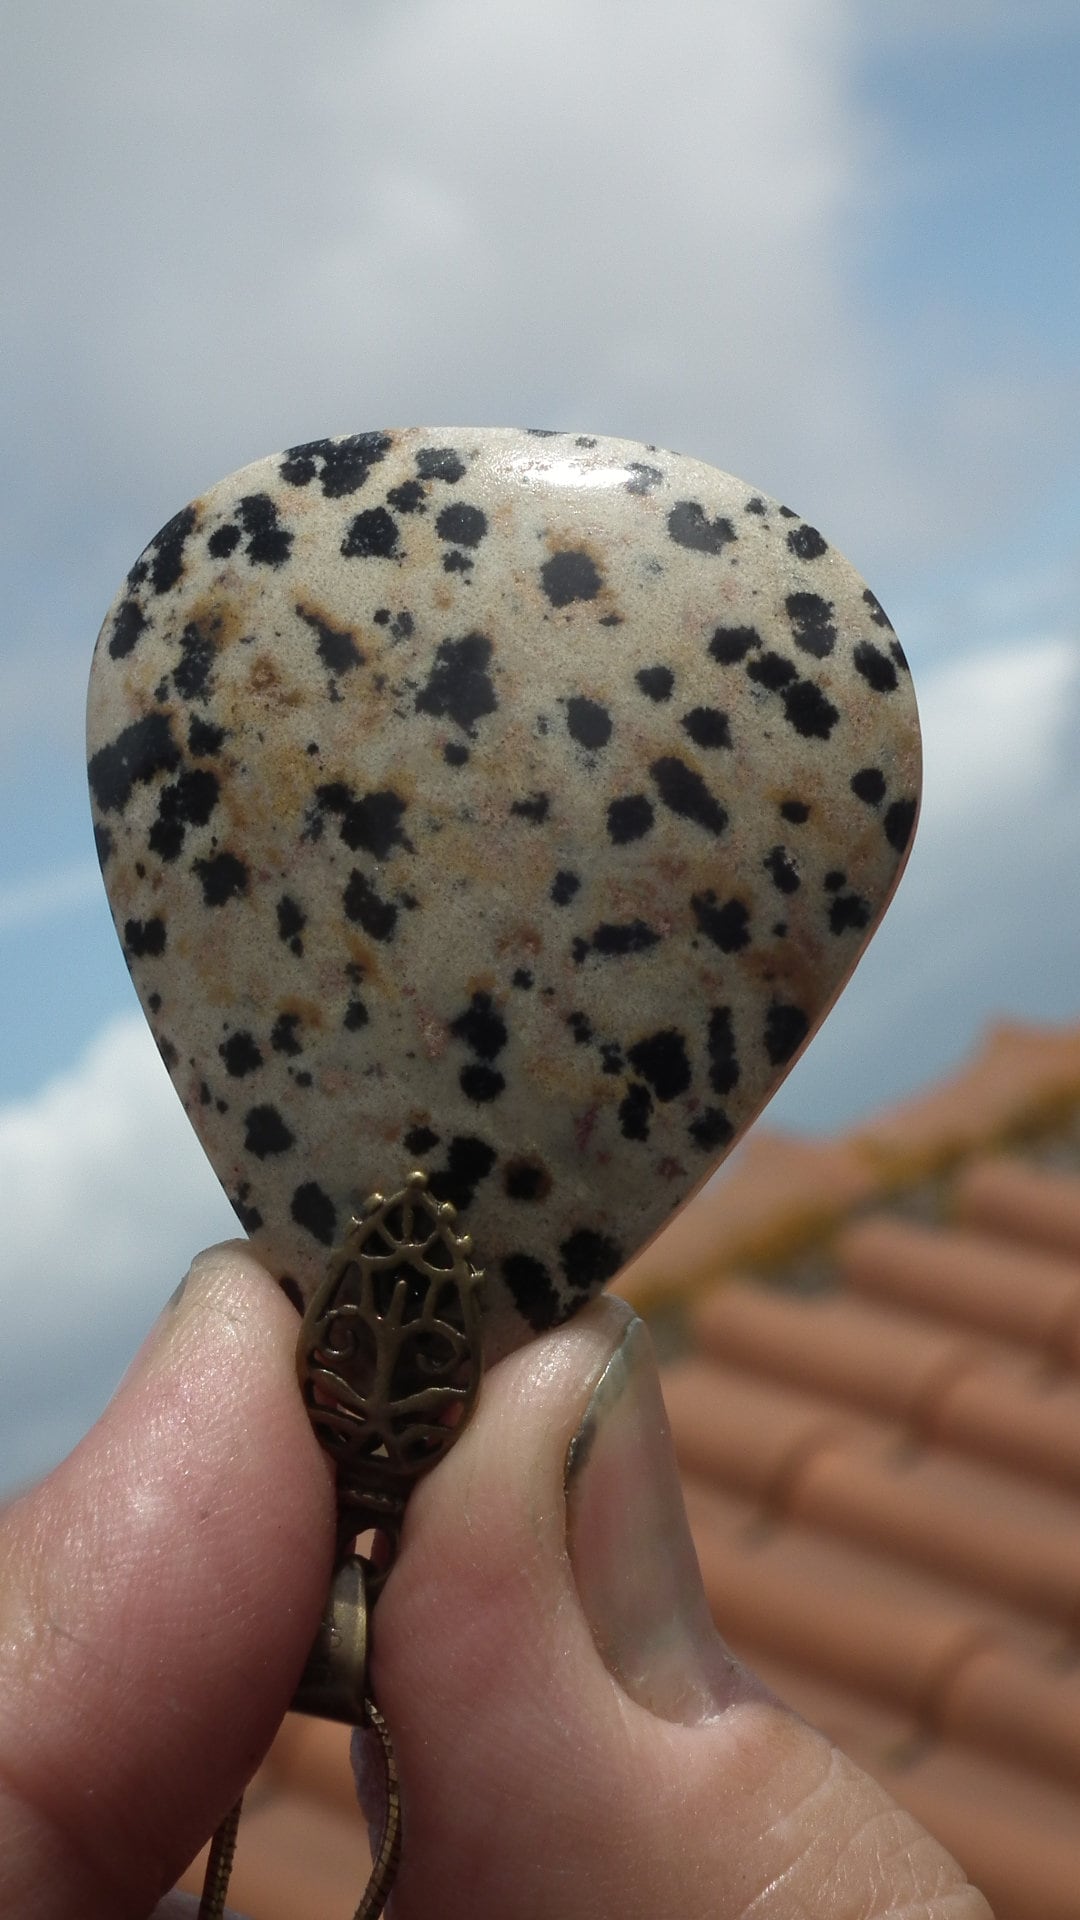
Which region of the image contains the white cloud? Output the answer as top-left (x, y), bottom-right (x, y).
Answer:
top-left (917, 633), bottom-right (1079, 825)
top-left (0, 1014), bottom-right (237, 1491)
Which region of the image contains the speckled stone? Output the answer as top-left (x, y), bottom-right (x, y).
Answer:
top-left (87, 428), bottom-right (920, 1358)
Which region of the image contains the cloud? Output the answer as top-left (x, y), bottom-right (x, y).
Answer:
top-left (0, 1014), bottom-right (237, 1492)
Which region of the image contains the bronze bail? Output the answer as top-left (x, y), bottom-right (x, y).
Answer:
top-left (198, 1171), bottom-right (485, 1920)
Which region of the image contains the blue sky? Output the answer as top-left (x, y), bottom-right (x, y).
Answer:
top-left (2, 0), bottom-right (1078, 1490)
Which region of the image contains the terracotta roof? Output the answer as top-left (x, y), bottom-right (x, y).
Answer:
top-left (179, 1018), bottom-right (1080, 1920)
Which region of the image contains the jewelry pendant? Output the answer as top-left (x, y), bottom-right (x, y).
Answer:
top-left (86, 427), bottom-right (920, 1914)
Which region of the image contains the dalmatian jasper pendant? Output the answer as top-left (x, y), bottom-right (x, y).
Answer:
top-left (87, 428), bottom-right (920, 1361)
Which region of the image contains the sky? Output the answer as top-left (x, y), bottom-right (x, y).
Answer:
top-left (2, 0), bottom-right (1079, 1492)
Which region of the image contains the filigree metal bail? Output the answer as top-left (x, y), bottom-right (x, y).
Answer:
top-left (297, 1168), bottom-right (486, 1582)
top-left (199, 1172), bottom-right (485, 1920)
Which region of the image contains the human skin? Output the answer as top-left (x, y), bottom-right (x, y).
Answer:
top-left (0, 1246), bottom-right (992, 1919)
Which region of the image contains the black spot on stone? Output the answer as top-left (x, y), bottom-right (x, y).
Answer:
top-left (174, 620), bottom-right (216, 704)
top-left (277, 895), bottom-right (306, 948)
top-left (709, 626), bottom-right (760, 665)
top-left (625, 462), bottom-right (663, 495)
top-left (293, 1071), bottom-right (313, 1088)
top-left (244, 1104), bottom-right (295, 1157)
top-left (460, 1063), bottom-right (505, 1103)
top-left (88, 712), bottom-right (181, 813)
top-left (689, 1107), bottom-right (734, 1151)
top-left (415, 631), bottom-right (496, 736)
top-left (503, 1252), bottom-right (561, 1330)
top-left (231, 1187), bottom-right (263, 1233)
top-left (344, 998), bottom-right (369, 1031)
top-left (291, 1181), bottom-right (337, 1246)
top-left (280, 432), bottom-right (392, 497)
top-left (681, 706), bottom-right (731, 749)
top-left (157, 1034), bottom-right (179, 1069)
top-left (148, 505), bottom-right (197, 594)
top-left (747, 651), bottom-right (797, 691)
top-left (786, 592), bottom-right (836, 658)
top-left (707, 1007), bottom-right (739, 1095)
top-left (150, 768), bottom-right (220, 861)
top-left (667, 501), bottom-right (736, 556)
top-left (220, 1030), bottom-right (263, 1077)
top-left (744, 497), bottom-right (767, 515)
top-left (343, 870), bottom-right (398, 941)
top-left (782, 679), bottom-right (839, 740)
top-left (93, 822), bottom-right (114, 865)
top-left (764, 1001), bottom-right (809, 1066)
top-left (636, 665), bottom-right (675, 701)
top-left (510, 791), bottom-right (550, 824)
top-left (692, 891), bottom-right (750, 953)
top-left (208, 523), bottom-right (241, 558)
top-left (551, 869), bottom-right (580, 906)
top-left (650, 756), bottom-right (728, 837)
top-left (587, 921), bottom-right (661, 959)
top-left (387, 479), bottom-right (426, 513)
top-left (781, 799), bottom-right (810, 823)
top-left (188, 716), bottom-right (225, 757)
top-left (619, 1082), bottom-right (653, 1141)
top-left (863, 588), bottom-right (893, 630)
top-left (235, 493), bottom-right (292, 567)
top-left (511, 968), bottom-right (533, 989)
top-left (567, 1010), bottom-right (593, 1045)
top-left (851, 767), bottom-right (886, 805)
top-left (607, 793), bottom-right (654, 843)
top-left (854, 641), bottom-right (898, 693)
top-left (108, 599), bottom-right (147, 660)
top-left (778, 505), bottom-right (797, 518)
top-left (341, 506), bottom-right (400, 559)
top-left (391, 610), bottom-right (414, 640)
top-left (428, 1135), bottom-right (497, 1211)
top-left (600, 1043), bottom-right (624, 1075)
top-left (885, 797), bottom-right (917, 852)
top-left (627, 1029), bottom-right (691, 1102)
top-left (824, 870), bottom-right (845, 891)
top-left (773, 922), bottom-right (788, 938)
top-left (787, 524), bottom-right (828, 562)
top-left (599, 613), bottom-right (623, 627)
top-left (442, 549), bottom-right (472, 574)
top-left (565, 695), bottom-right (612, 750)
top-left (560, 1229), bottom-right (623, 1293)
top-left (271, 1012), bottom-right (303, 1056)
top-left (435, 502), bottom-right (488, 547)
top-left (193, 850), bottom-right (248, 907)
top-left (124, 915), bottom-right (166, 958)
top-left (451, 991), bottom-right (507, 1060)
top-left (318, 784), bottom-right (413, 861)
top-left (890, 640), bottom-right (909, 673)
top-left (404, 1125), bottom-right (439, 1155)
top-left (541, 549), bottom-right (603, 607)
top-left (416, 446), bottom-right (466, 484)
top-left (504, 1160), bottom-right (550, 1200)
top-left (296, 604), bottom-right (363, 675)
top-left (443, 741), bottom-right (469, 767)
top-left (829, 892), bottom-right (871, 935)
top-left (279, 1276), bottom-right (304, 1314)
top-left (764, 846), bottom-right (800, 894)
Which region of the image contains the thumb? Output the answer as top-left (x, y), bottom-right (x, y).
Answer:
top-left (359, 1296), bottom-right (991, 1919)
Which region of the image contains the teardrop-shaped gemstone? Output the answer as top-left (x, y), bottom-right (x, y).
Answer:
top-left (87, 428), bottom-right (920, 1358)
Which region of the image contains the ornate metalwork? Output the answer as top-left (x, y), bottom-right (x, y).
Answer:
top-left (297, 1168), bottom-right (485, 1578)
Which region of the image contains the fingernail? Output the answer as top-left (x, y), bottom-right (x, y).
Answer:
top-left (565, 1316), bottom-right (766, 1725)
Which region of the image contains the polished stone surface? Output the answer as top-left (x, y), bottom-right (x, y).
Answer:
top-left (87, 428), bottom-right (920, 1356)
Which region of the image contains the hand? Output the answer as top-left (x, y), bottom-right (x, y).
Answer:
top-left (0, 1246), bottom-right (992, 1918)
